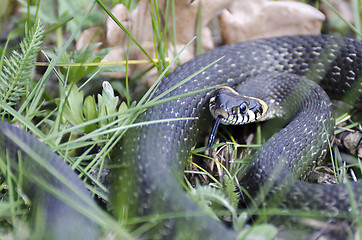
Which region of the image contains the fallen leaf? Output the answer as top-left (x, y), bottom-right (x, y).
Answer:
top-left (320, 0), bottom-right (354, 24)
top-left (219, 0), bottom-right (325, 44)
top-left (99, 0), bottom-right (233, 86)
top-left (76, 27), bottom-right (104, 52)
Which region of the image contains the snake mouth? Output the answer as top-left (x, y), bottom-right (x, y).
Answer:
top-left (213, 108), bottom-right (229, 120)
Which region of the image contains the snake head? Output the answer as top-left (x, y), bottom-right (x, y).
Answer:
top-left (209, 86), bottom-right (268, 125)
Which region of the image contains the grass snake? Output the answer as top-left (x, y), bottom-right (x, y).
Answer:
top-left (112, 34), bottom-right (362, 239)
top-left (1, 35), bottom-right (362, 239)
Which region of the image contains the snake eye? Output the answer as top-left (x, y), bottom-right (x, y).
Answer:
top-left (239, 102), bottom-right (247, 113)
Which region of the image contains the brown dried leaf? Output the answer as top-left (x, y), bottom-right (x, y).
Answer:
top-left (166, 0), bottom-right (233, 51)
top-left (101, 2), bottom-right (154, 79)
top-left (100, 47), bottom-right (127, 78)
top-left (105, 4), bottom-right (130, 47)
top-left (220, 0), bottom-right (325, 44)
top-left (320, 0), bottom-right (354, 24)
top-left (75, 27), bottom-right (104, 51)
top-left (101, 0), bottom-right (233, 85)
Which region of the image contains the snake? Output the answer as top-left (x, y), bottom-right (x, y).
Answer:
top-left (112, 34), bottom-right (362, 239)
top-left (1, 35), bottom-right (362, 239)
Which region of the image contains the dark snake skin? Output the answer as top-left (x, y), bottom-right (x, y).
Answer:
top-left (1, 35), bottom-right (362, 239)
top-left (0, 122), bottom-right (100, 239)
top-left (112, 35), bottom-right (362, 239)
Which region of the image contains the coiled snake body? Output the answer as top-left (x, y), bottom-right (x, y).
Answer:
top-left (1, 35), bottom-right (362, 239)
top-left (112, 35), bottom-right (362, 239)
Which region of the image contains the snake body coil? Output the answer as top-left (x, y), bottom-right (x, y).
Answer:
top-left (112, 35), bottom-right (362, 239)
top-left (0, 122), bottom-right (100, 239)
top-left (1, 35), bottom-right (362, 239)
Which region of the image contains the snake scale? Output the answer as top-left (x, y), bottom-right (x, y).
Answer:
top-left (1, 35), bottom-right (362, 239)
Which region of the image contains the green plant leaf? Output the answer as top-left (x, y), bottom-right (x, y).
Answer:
top-left (83, 95), bottom-right (98, 132)
top-left (0, 20), bottom-right (44, 114)
top-left (63, 85), bottom-right (85, 125)
top-left (98, 81), bottom-right (119, 127)
top-left (223, 175), bottom-right (239, 209)
top-left (239, 223), bottom-right (278, 240)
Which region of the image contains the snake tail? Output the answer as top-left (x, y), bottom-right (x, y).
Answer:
top-left (0, 122), bottom-right (100, 240)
